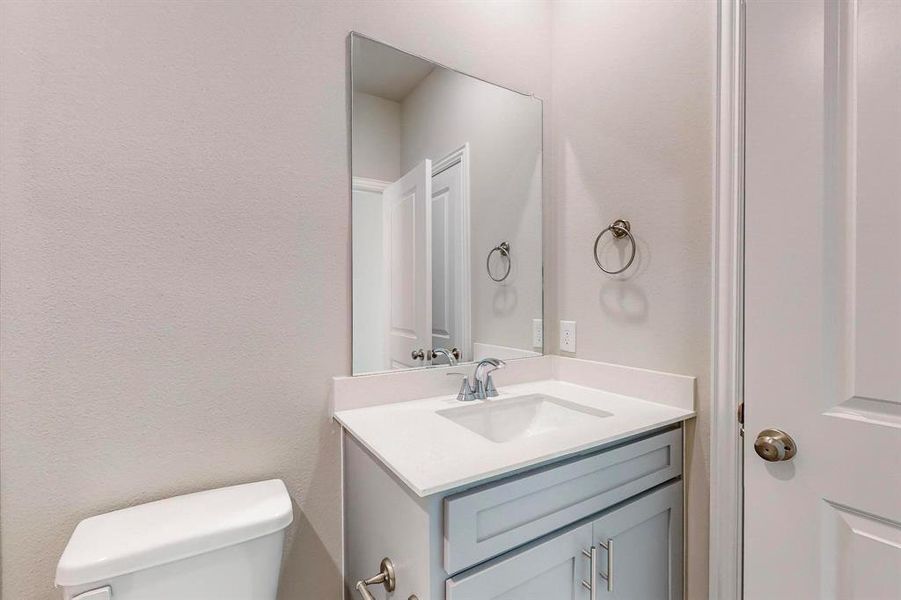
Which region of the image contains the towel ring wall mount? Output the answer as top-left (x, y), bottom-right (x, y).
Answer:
top-left (486, 241), bottom-right (511, 282)
top-left (593, 219), bottom-right (636, 275)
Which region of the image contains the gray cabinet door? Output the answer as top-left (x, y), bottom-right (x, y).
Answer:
top-left (445, 428), bottom-right (682, 574)
top-left (591, 481), bottom-right (683, 600)
top-left (446, 523), bottom-right (593, 600)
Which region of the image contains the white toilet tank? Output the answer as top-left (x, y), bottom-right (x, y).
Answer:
top-left (56, 479), bottom-right (293, 600)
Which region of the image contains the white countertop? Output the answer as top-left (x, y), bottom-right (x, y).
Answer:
top-left (334, 379), bottom-right (695, 497)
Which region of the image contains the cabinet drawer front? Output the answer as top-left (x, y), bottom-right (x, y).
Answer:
top-left (444, 427), bottom-right (681, 574)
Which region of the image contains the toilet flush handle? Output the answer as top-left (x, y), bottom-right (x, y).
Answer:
top-left (71, 587), bottom-right (112, 600)
top-left (354, 558), bottom-right (395, 600)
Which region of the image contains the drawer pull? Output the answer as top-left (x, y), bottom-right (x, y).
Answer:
top-left (580, 547), bottom-right (597, 599)
top-left (598, 538), bottom-right (614, 592)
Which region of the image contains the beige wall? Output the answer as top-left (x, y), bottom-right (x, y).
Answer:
top-left (0, 1), bottom-right (551, 598)
top-left (351, 91), bottom-right (401, 182)
top-left (1, 1), bottom-right (715, 598)
top-left (549, 2), bottom-right (716, 598)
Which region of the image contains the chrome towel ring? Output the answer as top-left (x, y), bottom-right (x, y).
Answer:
top-left (593, 219), bottom-right (636, 275)
top-left (487, 241), bottom-right (511, 282)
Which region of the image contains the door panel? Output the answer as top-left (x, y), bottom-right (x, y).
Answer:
top-left (382, 160), bottom-right (431, 368)
top-left (446, 523), bottom-right (592, 600)
top-left (431, 159), bottom-right (468, 363)
top-left (591, 481), bottom-right (682, 600)
top-left (822, 502), bottom-right (901, 600)
top-left (745, 0), bottom-right (900, 597)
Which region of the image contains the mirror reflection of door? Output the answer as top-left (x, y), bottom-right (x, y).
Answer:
top-left (352, 152), bottom-right (470, 373)
top-left (430, 147), bottom-right (471, 366)
top-left (383, 160), bottom-right (432, 369)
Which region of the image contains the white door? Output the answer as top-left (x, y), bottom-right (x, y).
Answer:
top-left (431, 158), bottom-right (469, 363)
top-left (744, 1), bottom-right (901, 598)
top-left (383, 160), bottom-right (432, 369)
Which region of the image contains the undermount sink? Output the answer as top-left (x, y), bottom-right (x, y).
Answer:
top-left (437, 394), bottom-right (613, 443)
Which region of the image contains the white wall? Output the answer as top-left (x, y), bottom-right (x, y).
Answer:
top-left (549, 2), bottom-right (716, 598)
top-left (351, 91), bottom-right (401, 182)
top-left (352, 187), bottom-right (386, 374)
top-left (0, 2), bottom-right (552, 598)
top-left (401, 68), bottom-right (543, 353)
top-left (350, 93), bottom-right (397, 373)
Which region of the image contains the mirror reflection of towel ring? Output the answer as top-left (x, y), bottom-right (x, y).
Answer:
top-left (487, 241), bottom-right (511, 282)
top-left (593, 219), bottom-right (636, 275)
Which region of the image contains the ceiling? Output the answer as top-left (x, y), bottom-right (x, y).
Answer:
top-left (352, 36), bottom-right (436, 102)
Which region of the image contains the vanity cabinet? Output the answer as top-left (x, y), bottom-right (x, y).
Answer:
top-left (446, 481), bottom-right (682, 600)
top-left (343, 425), bottom-right (684, 600)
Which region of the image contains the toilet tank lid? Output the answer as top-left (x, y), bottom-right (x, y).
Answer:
top-left (55, 479), bottom-right (293, 587)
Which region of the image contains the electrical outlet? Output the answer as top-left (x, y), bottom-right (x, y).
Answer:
top-left (560, 320), bottom-right (576, 352)
top-left (532, 319), bottom-right (543, 348)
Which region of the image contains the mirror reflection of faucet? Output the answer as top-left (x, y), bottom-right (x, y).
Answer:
top-left (428, 347), bottom-right (460, 366)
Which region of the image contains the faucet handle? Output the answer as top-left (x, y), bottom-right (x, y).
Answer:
top-left (447, 373), bottom-right (476, 402)
top-left (485, 375), bottom-right (499, 398)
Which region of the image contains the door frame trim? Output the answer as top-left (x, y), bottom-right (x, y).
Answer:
top-left (352, 177), bottom-right (391, 194)
top-left (710, 0), bottom-right (745, 598)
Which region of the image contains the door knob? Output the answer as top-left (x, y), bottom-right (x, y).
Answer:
top-left (411, 349), bottom-right (425, 361)
top-left (754, 428), bottom-right (797, 462)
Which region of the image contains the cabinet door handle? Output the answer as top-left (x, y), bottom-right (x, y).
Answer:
top-left (598, 538), bottom-right (614, 592)
top-left (581, 547), bottom-right (597, 600)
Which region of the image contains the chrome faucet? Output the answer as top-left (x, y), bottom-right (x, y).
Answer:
top-left (473, 358), bottom-right (506, 399)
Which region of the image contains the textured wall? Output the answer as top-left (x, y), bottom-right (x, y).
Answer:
top-left (549, 2), bottom-right (716, 598)
top-left (0, 1), bottom-right (551, 598)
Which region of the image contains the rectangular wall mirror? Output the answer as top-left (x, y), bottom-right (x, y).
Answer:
top-left (350, 33), bottom-right (543, 375)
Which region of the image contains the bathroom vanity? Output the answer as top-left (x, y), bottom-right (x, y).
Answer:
top-left (335, 360), bottom-right (694, 600)
top-left (342, 33), bottom-right (694, 600)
